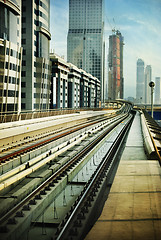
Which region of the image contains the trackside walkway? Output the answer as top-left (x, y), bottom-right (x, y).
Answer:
top-left (85, 112), bottom-right (161, 240)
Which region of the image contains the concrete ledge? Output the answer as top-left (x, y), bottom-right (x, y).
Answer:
top-left (141, 112), bottom-right (156, 158)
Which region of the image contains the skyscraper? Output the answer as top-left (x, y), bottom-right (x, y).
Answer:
top-left (155, 77), bottom-right (161, 104)
top-left (0, 0), bottom-right (22, 113)
top-left (108, 30), bottom-right (124, 100)
top-left (144, 65), bottom-right (152, 104)
top-left (21, 0), bottom-right (51, 111)
top-left (67, 0), bottom-right (105, 102)
top-left (136, 59), bottom-right (144, 103)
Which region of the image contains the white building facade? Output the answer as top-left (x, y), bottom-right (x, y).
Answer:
top-left (68, 64), bottom-right (81, 108)
top-left (21, 0), bottom-right (51, 111)
top-left (0, 0), bottom-right (22, 113)
top-left (67, 0), bottom-right (105, 103)
top-left (50, 54), bottom-right (69, 109)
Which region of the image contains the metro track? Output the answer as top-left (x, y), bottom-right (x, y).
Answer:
top-left (54, 112), bottom-right (134, 240)
top-left (0, 109), bottom-right (134, 240)
top-left (0, 114), bottom-right (117, 164)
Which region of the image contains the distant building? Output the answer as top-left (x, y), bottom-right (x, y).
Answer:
top-left (67, 0), bottom-right (105, 103)
top-left (144, 65), bottom-right (152, 104)
top-left (80, 70), bottom-right (89, 108)
top-left (50, 53), bottom-right (100, 109)
top-left (155, 77), bottom-right (161, 104)
top-left (68, 63), bottom-right (81, 108)
top-left (136, 59), bottom-right (144, 103)
top-left (21, 0), bottom-right (51, 111)
top-left (108, 30), bottom-right (124, 100)
top-left (0, 0), bottom-right (22, 113)
top-left (50, 53), bottom-right (70, 109)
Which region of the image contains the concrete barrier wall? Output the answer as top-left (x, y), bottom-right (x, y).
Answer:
top-left (141, 112), bottom-right (155, 158)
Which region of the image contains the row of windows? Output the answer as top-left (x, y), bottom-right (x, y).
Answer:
top-left (36, 62), bottom-right (50, 70)
top-left (22, 48), bottom-right (38, 57)
top-left (34, 9), bottom-right (48, 22)
top-left (22, 71), bottom-right (50, 79)
top-left (5, 76), bottom-right (19, 84)
top-left (5, 62), bottom-right (20, 72)
top-left (0, 90), bottom-right (18, 97)
top-left (0, 75), bottom-right (19, 84)
top-left (30, 103), bottom-right (48, 109)
top-left (34, 20), bottom-right (48, 30)
top-left (6, 48), bottom-right (21, 59)
top-left (0, 104), bottom-right (18, 112)
top-left (34, 0), bottom-right (48, 12)
top-left (34, 93), bottom-right (48, 98)
top-left (35, 72), bottom-right (50, 79)
top-left (22, 92), bottom-right (49, 99)
top-left (34, 82), bottom-right (50, 89)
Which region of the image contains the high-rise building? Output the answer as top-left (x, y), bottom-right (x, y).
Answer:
top-left (108, 30), bottom-right (124, 100)
top-left (67, 0), bottom-right (105, 103)
top-left (144, 65), bottom-right (152, 104)
top-left (136, 59), bottom-right (144, 103)
top-left (0, 0), bottom-right (22, 113)
top-left (155, 77), bottom-right (161, 104)
top-left (21, 0), bottom-right (51, 111)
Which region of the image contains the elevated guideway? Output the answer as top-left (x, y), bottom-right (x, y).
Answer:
top-left (0, 104), bottom-right (161, 240)
top-left (85, 111), bottom-right (161, 240)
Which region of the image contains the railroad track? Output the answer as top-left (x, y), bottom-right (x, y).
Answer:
top-left (0, 109), bottom-right (134, 240)
top-left (0, 114), bottom-right (117, 164)
top-left (54, 112), bottom-right (134, 240)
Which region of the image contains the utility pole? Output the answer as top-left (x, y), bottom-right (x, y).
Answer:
top-left (149, 81), bottom-right (155, 118)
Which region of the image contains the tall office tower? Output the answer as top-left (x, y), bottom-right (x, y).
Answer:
top-left (67, 0), bottom-right (105, 103)
top-left (136, 59), bottom-right (144, 103)
top-left (21, 0), bottom-right (51, 111)
top-left (155, 77), bottom-right (161, 104)
top-left (108, 30), bottom-right (124, 100)
top-left (0, 0), bottom-right (22, 113)
top-left (144, 65), bottom-right (152, 104)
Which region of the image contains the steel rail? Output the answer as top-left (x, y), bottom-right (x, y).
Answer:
top-left (0, 114), bottom-right (117, 163)
top-left (0, 113), bottom-right (129, 226)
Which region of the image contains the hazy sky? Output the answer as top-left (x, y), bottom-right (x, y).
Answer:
top-left (50, 0), bottom-right (161, 98)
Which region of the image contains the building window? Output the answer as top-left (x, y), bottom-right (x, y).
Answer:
top-left (22, 28), bottom-right (26, 34)
top-left (6, 48), bottom-right (9, 55)
top-left (22, 71), bottom-right (26, 77)
top-left (22, 39), bottom-right (26, 44)
top-left (5, 62), bottom-right (8, 69)
top-left (21, 92), bottom-right (26, 98)
top-left (22, 6), bottom-right (26, 12)
top-left (22, 60), bottom-right (26, 66)
top-left (22, 82), bottom-right (26, 87)
top-left (22, 17), bottom-right (26, 23)
top-left (21, 103), bottom-right (26, 109)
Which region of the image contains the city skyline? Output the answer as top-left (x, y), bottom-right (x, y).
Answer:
top-left (50, 0), bottom-right (161, 99)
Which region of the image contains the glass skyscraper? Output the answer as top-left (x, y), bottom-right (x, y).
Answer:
top-left (144, 65), bottom-right (152, 104)
top-left (67, 0), bottom-right (105, 102)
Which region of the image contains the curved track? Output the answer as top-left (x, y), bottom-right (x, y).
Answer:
top-left (0, 108), bottom-right (134, 240)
